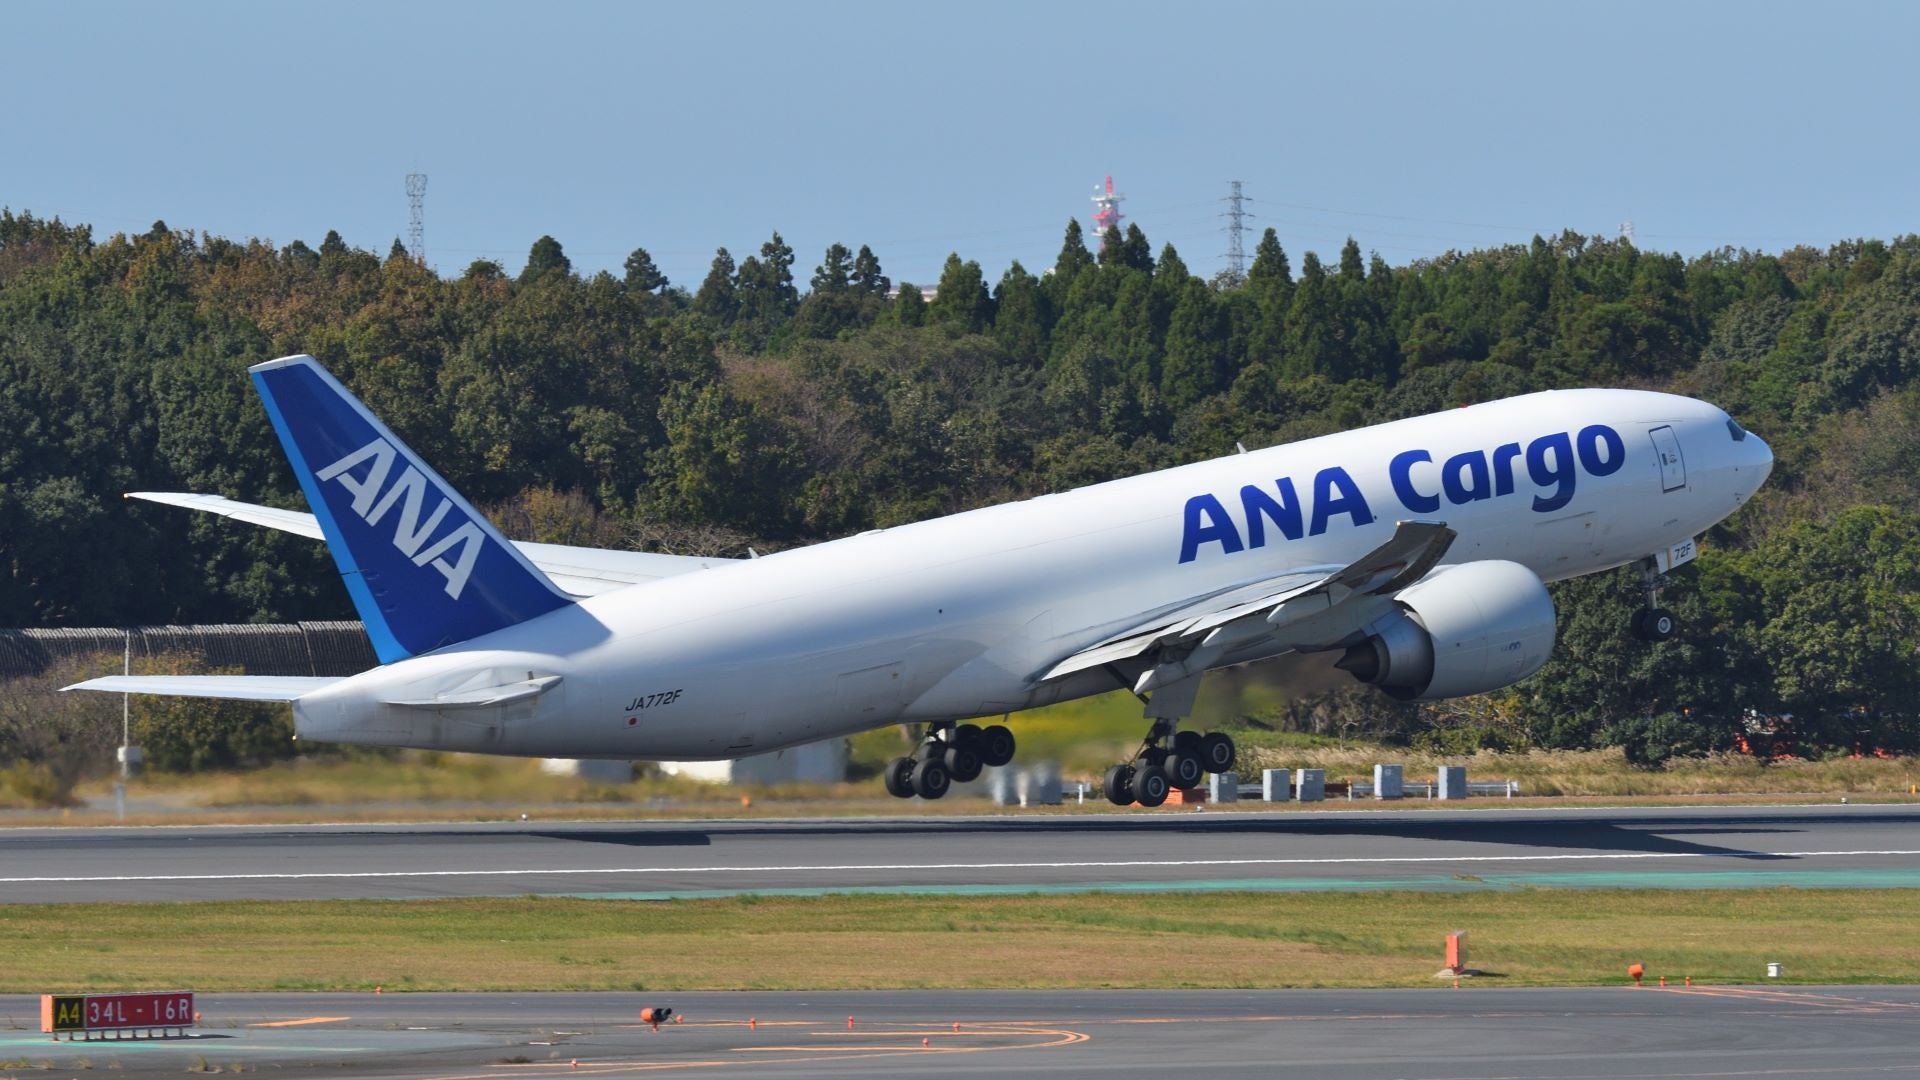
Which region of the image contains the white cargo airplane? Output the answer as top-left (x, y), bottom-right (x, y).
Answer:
top-left (68, 355), bottom-right (1772, 806)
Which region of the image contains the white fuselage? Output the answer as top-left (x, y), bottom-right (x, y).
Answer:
top-left (290, 389), bottom-right (1772, 759)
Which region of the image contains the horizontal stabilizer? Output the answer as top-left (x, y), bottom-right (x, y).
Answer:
top-left (125, 492), bottom-right (729, 597)
top-left (127, 491), bottom-right (324, 539)
top-left (62, 675), bottom-right (339, 702)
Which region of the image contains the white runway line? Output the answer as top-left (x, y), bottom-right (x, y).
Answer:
top-left (4, 849), bottom-right (1920, 885)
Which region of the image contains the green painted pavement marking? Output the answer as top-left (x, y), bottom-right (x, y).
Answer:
top-left (536, 866), bottom-right (1920, 901)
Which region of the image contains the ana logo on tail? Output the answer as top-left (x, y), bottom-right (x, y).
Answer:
top-left (314, 438), bottom-right (485, 599)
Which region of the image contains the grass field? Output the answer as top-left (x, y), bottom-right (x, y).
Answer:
top-left (12, 679), bottom-right (1912, 826)
top-left (2, 889), bottom-right (1914, 993)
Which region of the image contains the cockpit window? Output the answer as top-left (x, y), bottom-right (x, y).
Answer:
top-left (1726, 418), bottom-right (1748, 442)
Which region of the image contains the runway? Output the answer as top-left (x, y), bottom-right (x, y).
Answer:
top-left (4, 986), bottom-right (1919, 1078)
top-left (4, 803), bottom-right (1920, 903)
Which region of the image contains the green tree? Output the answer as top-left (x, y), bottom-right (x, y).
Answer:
top-left (811, 243), bottom-right (855, 293)
top-left (992, 261), bottom-right (1052, 366)
top-left (929, 253), bottom-right (993, 333)
top-left (623, 246), bottom-right (668, 292)
top-left (520, 235), bottom-right (572, 283)
top-left (852, 244), bottom-right (889, 294)
top-left (1249, 228), bottom-right (1291, 286)
top-left (692, 247), bottom-right (737, 321)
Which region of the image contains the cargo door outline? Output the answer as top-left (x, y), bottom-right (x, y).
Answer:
top-left (1649, 425), bottom-right (1686, 492)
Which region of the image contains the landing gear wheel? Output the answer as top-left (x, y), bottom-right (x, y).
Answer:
top-left (1103, 763), bottom-right (1136, 806)
top-left (1633, 608), bottom-right (1679, 642)
top-left (910, 757), bottom-right (951, 799)
top-left (979, 724), bottom-right (1016, 767)
top-left (943, 743), bottom-right (983, 783)
top-left (884, 756), bottom-right (916, 799)
top-left (1131, 765), bottom-right (1170, 807)
top-left (1163, 752), bottom-right (1204, 790)
top-left (953, 723), bottom-right (983, 749)
top-left (1172, 730), bottom-right (1202, 756)
top-left (1199, 732), bottom-right (1237, 774)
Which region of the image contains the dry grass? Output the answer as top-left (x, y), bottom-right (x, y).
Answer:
top-left (10, 746), bottom-right (1904, 830)
top-left (1240, 745), bottom-right (1920, 798)
top-left (1, 890), bottom-right (1914, 993)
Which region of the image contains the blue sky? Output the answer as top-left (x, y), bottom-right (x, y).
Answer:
top-left (5, 1), bottom-right (1915, 289)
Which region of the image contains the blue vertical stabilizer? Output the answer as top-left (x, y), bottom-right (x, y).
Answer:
top-left (250, 354), bottom-right (572, 662)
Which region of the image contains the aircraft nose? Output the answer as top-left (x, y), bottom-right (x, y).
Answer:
top-left (1751, 432), bottom-right (1774, 476)
top-left (1737, 429), bottom-right (1773, 499)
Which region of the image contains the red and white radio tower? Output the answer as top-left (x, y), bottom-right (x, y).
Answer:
top-left (1091, 175), bottom-right (1125, 245)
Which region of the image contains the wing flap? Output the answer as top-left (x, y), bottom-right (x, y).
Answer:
top-left (62, 675), bottom-right (338, 701)
top-left (1038, 520), bottom-right (1458, 692)
top-left (383, 675), bottom-right (562, 709)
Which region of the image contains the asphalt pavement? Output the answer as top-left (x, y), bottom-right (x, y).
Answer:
top-left (3, 986), bottom-right (1917, 1078)
top-left (3, 803), bottom-right (1919, 903)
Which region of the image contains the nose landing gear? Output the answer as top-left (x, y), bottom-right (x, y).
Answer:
top-left (1633, 559), bottom-right (1679, 642)
top-left (884, 719), bottom-right (1016, 799)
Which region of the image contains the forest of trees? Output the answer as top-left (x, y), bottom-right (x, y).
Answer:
top-left (3, 206), bottom-right (1919, 767)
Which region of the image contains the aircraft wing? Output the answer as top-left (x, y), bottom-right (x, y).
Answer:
top-left (62, 675), bottom-right (339, 701)
top-left (126, 492), bottom-right (728, 597)
top-left (1039, 519), bottom-right (1456, 693)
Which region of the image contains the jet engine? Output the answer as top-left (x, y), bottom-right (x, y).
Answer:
top-left (1335, 560), bottom-right (1555, 701)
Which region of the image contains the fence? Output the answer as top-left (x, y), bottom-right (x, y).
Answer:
top-left (0, 623), bottom-right (377, 680)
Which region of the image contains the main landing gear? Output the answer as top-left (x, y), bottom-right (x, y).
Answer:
top-left (1102, 725), bottom-right (1237, 808)
top-left (1632, 559), bottom-right (1679, 643)
top-left (884, 720), bottom-right (1016, 800)
top-left (1102, 673), bottom-right (1236, 808)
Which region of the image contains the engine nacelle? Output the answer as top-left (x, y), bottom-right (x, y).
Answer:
top-left (1335, 560), bottom-right (1556, 701)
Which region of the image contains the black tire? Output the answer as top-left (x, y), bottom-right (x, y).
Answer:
top-left (953, 723), bottom-right (984, 750)
top-left (979, 724), bottom-right (1016, 767)
top-left (1630, 608), bottom-right (1651, 640)
top-left (883, 757), bottom-right (916, 799)
top-left (1164, 752), bottom-right (1204, 790)
top-left (1644, 607), bottom-right (1678, 642)
top-left (1103, 763), bottom-right (1136, 806)
top-left (943, 743), bottom-right (983, 783)
top-left (911, 757), bottom-right (951, 800)
top-left (1131, 765), bottom-right (1170, 807)
top-left (1200, 732), bottom-right (1236, 774)
top-left (1172, 730), bottom-right (1202, 756)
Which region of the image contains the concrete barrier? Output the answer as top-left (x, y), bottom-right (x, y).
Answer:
top-left (990, 765), bottom-right (1063, 806)
top-left (1374, 763), bottom-right (1404, 799)
top-left (1209, 773), bottom-right (1238, 802)
top-left (1295, 768), bottom-right (1325, 802)
top-left (1437, 765), bottom-right (1467, 799)
top-left (1018, 763), bottom-right (1063, 806)
top-left (987, 766), bottom-right (1017, 805)
top-left (1262, 768), bottom-right (1291, 802)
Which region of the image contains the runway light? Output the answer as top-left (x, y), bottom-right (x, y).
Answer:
top-left (1628, 963), bottom-right (1644, 987)
top-left (848, 1015), bottom-right (856, 1029)
top-left (749, 1017), bottom-right (757, 1030)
